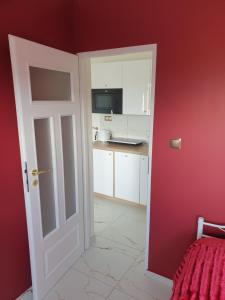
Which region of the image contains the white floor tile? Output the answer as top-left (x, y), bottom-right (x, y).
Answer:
top-left (94, 221), bottom-right (109, 234)
top-left (73, 236), bottom-right (140, 287)
top-left (43, 290), bottom-right (58, 300)
top-left (118, 258), bottom-right (172, 300)
top-left (44, 268), bottom-right (113, 300)
top-left (99, 214), bottom-right (146, 250)
top-left (94, 198), bottom-right (125, 223)
top-left (107, 288), bottom-right (155, 300)
top-left (94, 198), bottom-right (127, 234)
top-left (94, 197), bottom-right (146, 249)
top-left (124, 205), bottom-right (146, 222)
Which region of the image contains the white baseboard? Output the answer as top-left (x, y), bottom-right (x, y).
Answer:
top-left (145, 271), bottom-right (173, 288)
top-left (16, 287), bottom-right (33, 300)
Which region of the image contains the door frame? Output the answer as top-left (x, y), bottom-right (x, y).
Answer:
top-left (78, 44), bottom-right (157, 270)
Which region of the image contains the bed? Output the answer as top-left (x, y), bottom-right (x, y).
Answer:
top-left (171, 217), bottom-right (225, 300)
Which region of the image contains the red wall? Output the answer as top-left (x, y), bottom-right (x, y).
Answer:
top-left (149, 0), bottom-right (225, 278)
top-left (73, 0), bottom-right (153, 52)
top-left (2, 1), bottom-right (225, 298)
top-left (74, 0), bottom-right (225, 278)
top-left (0, 1), bottom-right (74, 298)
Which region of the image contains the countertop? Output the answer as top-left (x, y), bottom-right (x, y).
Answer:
top-left (93, 141), bottom-right (149, 156)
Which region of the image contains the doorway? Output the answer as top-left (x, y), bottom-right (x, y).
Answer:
top-left (79, 44), bottom-right (157, 271)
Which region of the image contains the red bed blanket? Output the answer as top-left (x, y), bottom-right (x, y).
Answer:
top-left (171, 237), bottom-right (225, 300)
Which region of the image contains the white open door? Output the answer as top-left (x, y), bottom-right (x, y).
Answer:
top-left (9, 36), bottom-right (84, 300)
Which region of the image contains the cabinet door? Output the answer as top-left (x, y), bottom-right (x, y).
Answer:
top-left (123, 59), bottom-right (151, 115)
top-left (115, 152), bottom-right (140, 203)
top-left (93, 149), bottom-right (113, 196)
top-left (91, 62), bottom-right (122, 88)
top-left (140, 155), bottom-right (149, 206)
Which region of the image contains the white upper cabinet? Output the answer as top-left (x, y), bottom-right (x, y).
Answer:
top-left (122, 59), bottom-right (151, 116)
top-left (91, 59), bottom-right (152, 115)
top-left (91, 62), bottom-right (123, 89)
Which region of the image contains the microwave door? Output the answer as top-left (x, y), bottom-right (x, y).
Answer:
top-left (95, 94), bottom-right (113, 113)
top-left (112, 96), bottom-right (122, 114)
top-left (92, 89), bottom-right (122, 114)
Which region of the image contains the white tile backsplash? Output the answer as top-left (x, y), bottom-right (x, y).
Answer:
top-left (92, 113), bottom-right (101, 129)
top-left (92, 114), bottom-right (150, 141)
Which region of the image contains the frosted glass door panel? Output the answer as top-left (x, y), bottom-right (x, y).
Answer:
top-left (34, 118), bottom-right (57, 237)
top-left (29, 66), bottom-right (71, 101)
top-left (61, 116), bottom-right (77, 219)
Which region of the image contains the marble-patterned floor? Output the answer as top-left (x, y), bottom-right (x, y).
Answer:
top-left (41, 197), bottom-right (172, 300)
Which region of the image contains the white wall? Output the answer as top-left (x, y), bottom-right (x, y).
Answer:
top-left (92, 114), bottom-right (150, 142)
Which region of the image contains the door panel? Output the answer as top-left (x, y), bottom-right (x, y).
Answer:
top-left (9, 36), bottom-right (84, 300)
top-left (61, 115), bottom-right (77, 220)
top-left (34, 117), bottom-right (57, 237)
top-left (45, 226), bottom-right (79, 276)
top-left (29, 66), bottom-right (72, 101)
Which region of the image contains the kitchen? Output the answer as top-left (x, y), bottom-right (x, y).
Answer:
top-left (90, 51), bottom-right (153, 251)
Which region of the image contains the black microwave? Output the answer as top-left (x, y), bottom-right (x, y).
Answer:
top-left (92, 89), bottom-right (123, 114)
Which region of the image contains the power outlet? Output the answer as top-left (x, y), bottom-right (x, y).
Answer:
top-left (104, 116), bottom-right (112, 121)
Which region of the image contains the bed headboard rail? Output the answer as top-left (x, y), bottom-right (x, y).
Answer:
top-left (197, 217), bottom-right (225, 239)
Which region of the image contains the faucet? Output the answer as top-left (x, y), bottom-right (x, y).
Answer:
top-left (92, 127), bottom-right (98, 141)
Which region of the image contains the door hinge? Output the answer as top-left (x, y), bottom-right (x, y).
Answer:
top-left (24, 162), bottom-right (30, 192)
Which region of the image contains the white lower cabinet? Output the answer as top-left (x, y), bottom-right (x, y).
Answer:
top-left (93, 149), bottom-right (113, 197)
top-left (115, 152), bottom-right (140, 203)
top-left (140, 155), bottom-right (149, 206)
top-left (93, 149), bottom-right (149, 205)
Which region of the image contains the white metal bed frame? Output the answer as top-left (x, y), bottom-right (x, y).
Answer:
top-left (197, 217), bottom-right (225, 239)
